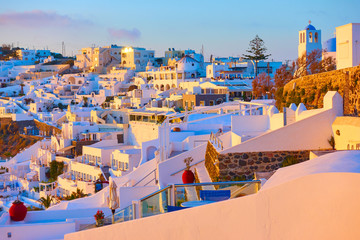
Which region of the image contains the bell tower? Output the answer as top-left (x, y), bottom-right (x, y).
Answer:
top-left (298, 21), bottom-right (322, 59)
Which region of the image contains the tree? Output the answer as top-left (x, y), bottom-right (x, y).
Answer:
top-left (83, 97), bottom-right (88, 107)
top-left (49, 161), bottom-right (64, 181)
top-left (293, 49), bottom-right (336, 78)
top-left (252, 72), bottom-right (274, 99)
top-left (274, 64), bottom-right (295, 109)
top-left (20, 83), bottom-right (25, 95)
top-left (243, 35), bottom-right (271, 77)
top-left (39, 195), bottom-right (54, 209)
top-left (64, 59), bottom-right (74, 67)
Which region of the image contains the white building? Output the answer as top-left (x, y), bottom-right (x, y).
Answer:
top-left (139, 55), bottom-right (201, 91)
top-left (121, 47), bottom-right (155, 72)
top-left (74, 45), bottom-right (123, 73)
top-left (336, 23), bottom-right (360, 69)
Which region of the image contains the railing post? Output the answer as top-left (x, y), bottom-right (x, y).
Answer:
top-left (132, 200), bottom-right (141, 219)
top-left (170, 184), bottom-right (176, 206)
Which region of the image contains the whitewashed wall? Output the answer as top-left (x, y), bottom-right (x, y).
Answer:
top-left (65, 172), bottom-right (360, 240)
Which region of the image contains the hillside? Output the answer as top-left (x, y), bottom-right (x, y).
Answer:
top-left (0, 121), bottom-right (43, 159)
top-left (281, 65), bottom-right (360, 116)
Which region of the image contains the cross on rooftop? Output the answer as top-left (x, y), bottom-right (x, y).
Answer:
top-left (309, 20), bottom-right (311, 24)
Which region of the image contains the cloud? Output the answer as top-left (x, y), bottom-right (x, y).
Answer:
top-left (108, 28), bottom-right (141, 41)
top-left (0, 10), bottom-right (92, 28)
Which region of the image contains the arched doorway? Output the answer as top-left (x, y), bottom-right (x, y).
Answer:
top-left (146, 146), bottom-right (157, 161)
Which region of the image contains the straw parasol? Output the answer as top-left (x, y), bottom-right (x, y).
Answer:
top-left (108, 178), bottom-right (120, 224)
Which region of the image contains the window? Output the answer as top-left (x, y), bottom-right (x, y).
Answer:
top-left (200, 101), bottom-right (205, 106)
top-left (314, 32), bottom-right (318, 43)
top-left (209, 100), bottom-right (214, 106)
top-left (122, 53), bottom-right (127, 58)
top-left (309, 32), bottom-right (313, 43)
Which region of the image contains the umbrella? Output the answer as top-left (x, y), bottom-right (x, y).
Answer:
top-left (108, 178), bottom-right (120, 224)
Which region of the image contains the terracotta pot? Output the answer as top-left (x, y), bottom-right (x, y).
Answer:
top-left (9, 200), bottom-right (27, 221)
top-left (96, 219), bottom-right (104, 227)
top-left (172, 127), bottom-right (181, 132)
top-left (182, 170), bottom-right (195, 184)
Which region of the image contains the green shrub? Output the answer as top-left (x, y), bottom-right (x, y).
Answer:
top-left (328, 135), bottom-right (335, 150)
top-left (281, 155), bottom-right (299, 167)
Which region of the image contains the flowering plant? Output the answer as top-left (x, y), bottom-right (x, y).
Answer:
top-left (184, 157), bottom-right (193, 170)
top-left (94, 210), bottom-right (105, 221)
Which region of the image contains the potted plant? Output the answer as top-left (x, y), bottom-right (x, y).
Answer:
top-left (9, 198), bottom-right (27, 221)
top-left (182, 157), bottom-right (195, 184)
top-left (94, 210), bottom-right (105, 227)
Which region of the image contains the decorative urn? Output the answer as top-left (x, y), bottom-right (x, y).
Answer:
top-left (182, 157), bottom-right (195, 184)
top-left (9, 199), bottom-right (27, 221)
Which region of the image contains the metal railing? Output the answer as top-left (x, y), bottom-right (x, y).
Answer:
top-left (138, 185), bottom-right (172, 218)
top-left (78, 180), bottom-right (261, 231)
top-left (79, 204), bottom-right (134, 231)
top-left (132, 169), bottom-right (157, 187)
top-left (137, 180), bottom-right (261, 219)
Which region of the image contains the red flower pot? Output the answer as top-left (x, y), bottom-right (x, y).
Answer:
top-left (9, 200), bottom-right (27, 221)
top-left (182, 170), bottom-right (195, 184)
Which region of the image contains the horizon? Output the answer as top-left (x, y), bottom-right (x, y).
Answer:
top-left (1, 0), bottom-right (360, 62)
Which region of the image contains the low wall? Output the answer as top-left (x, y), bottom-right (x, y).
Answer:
top-left (0, 220), bottom-right (75, 240)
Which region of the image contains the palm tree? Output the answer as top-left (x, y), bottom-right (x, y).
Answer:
top-left (75, 188), bottom-right (86, 198)
top-left (38, 195), bottom-right (54, 209)
top-left (20, 83), bottom-right (25, 95)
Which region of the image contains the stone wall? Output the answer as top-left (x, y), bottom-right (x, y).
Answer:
top-left (0, 117), bottom-right (12, 126)
top-left (217, 150), bottom-right (310, 181)
top-left (282, 65), bottom-right (360, 115)
top-left (204, 141), bottom-right (220, 182)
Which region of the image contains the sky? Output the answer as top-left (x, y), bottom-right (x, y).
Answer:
top-left (0, 0), bottom-right (360, 62)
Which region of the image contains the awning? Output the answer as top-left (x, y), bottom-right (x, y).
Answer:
top-left (58, 145), bottom-right (75, 153)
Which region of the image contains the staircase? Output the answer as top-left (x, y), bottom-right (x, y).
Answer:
top-left (194, 163), bottom-right (215, 190)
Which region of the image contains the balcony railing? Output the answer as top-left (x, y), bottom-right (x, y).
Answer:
top-left (78, 180), bottom-right (261, 232)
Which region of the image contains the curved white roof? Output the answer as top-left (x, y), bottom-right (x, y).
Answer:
top-left (262, 150), bottom-right (360, 190)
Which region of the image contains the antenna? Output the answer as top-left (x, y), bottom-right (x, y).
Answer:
top-left (62, 41), bottom-right (66, 57)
